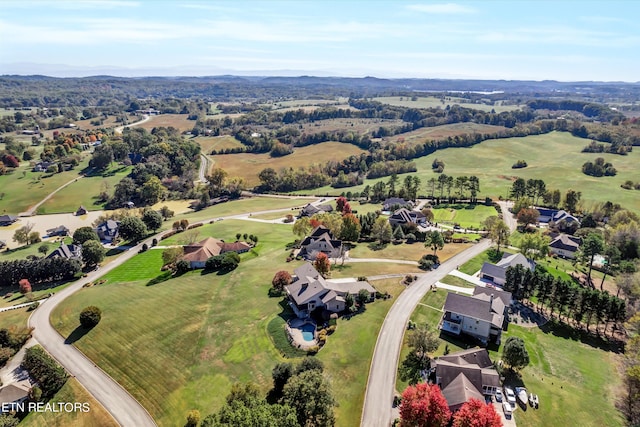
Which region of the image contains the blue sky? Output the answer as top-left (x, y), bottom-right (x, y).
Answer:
top-left (1, 0), bottom-right (639, 81)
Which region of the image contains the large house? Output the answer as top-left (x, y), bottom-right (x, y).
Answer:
top-left (430, 348), bottom-right (501, 411)
top-left (479, 252), bottom-right (536, 286)
top-left (47, 243), bottom-right (82, 260)
top-left (537, 208), bottom-right (580, 225)
top-left (0, 380), bottom-right (32, 413)
top-left (440, 287), bottom-right (512, 345)
top-left (298, 225), bottom-right (342, 261)
top-left (182, 237), bottom-right (251, 269)
top-left (382, 197), bottom-right (413, 211)
top-left (285, 263), bottom-right (376, 318)
top-left (0, 215), bottom-right (18, 226)
top-left (46, 225), bottom-right (70, 237)
top-left (388, 208), bottom-right (427, 227)
top-left (298, 203), bottom-right (333, 218)
top-left (549, 233), bottom-right (581, 259)
top-left (95, 220), bottom-right (119, 243)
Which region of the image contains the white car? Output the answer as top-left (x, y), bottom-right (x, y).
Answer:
top-left (495, 389), bottom-right (503, 402)
top-left (504, 387), bottom-right (517, 406)
top-left (502, 401), bottom-right (513, 417)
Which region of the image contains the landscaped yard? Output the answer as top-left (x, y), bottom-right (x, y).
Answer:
top-left (0, 306), bottom-right (32, 329)
top-left (22, 378), bottom-right (118, 427)
top-left (439, 275), bottom-right (475, 288)
top-left (431, 204), bottom-right (497, 229)
top-left (348, 241), bottom-right (474, 264)
top-left (50, 219), bottom-right (409, 426)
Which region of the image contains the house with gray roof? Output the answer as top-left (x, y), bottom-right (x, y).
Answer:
top-left (0, 380), bottom-right (32, 413)
top-left (549, 233), bottom-right (581, 259)
top-left (46, 225), bottom-right (70, 237)
top-left (382, 197), bottom-right (413, 211)
top-left (430, 348), bottom-right (501, 411)
top-left (536, 208), bottom-right (580, 225)
top-left (95, 220), bottom-right (119, 243)
top-left (440, 287), bottom-right (512, 345)
top-left (298, 225), bottom-right (342, 261)
top-left (298, 203), bottom-right (333, 218)
top-left (47, 243), bottom-right (82, 260)
top-left (0, 215), bottom-right (18, 226)
top-left (285, 263), bottom-right (376, 318)
top-left (388, 208), bottom-right (426, 227)
top-left (479, 252), bottom-right (536, 286)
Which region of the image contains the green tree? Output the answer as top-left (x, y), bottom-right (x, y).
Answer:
top-left (162, 247), bottom-right (184, 269)
top-left (281, 369), bottom-right (336, 427)
top-left (483, 216), bottom-right (510, 252)
top-left (580, 233), bottom-right (604, 284)
top-left (293, 216), bottom-right (312, 239)
top-left (393, 225), bottom-right (405, 242)
top-left (118, 216), bottom-right (148, 242)
top-left (12, 223), bottom-right (34, 245)
top-left (81, 240), bottom-right (106, 266)
top-left (372, 217), bottom-right (392, 244)
top-left (141, 209), bottom-right (163, 232)
top-left (519, 233), bottom-right (550, 260)
top-left (408, 325), bottom-right (440, 365)
top-left (564, 189), bottom-right (581, 212)
top-left (185, 410), bottom-right (200, 427)
top-left (72, 226), bottom-right (100, 245)
top-left (89, 144), bottom-right (113, 171)
top-left (425, 230), bottom-right (445, 256)
top-left (272, 362), bottom-right (294, 398)
top-left (220, 252), bottom-right (240, 271)
top-left (79, 306), bottom-right (102, 328)
top-left (510, 177), bottom-right (527, 200)
top-left (38, 244), bottom-right (50, 256)
top-left (140, 176), bottom-right (165, 205)
top-left (340, 213), bottom-right (361, 242)
top-left (502, 336), bottom-right (530, 371)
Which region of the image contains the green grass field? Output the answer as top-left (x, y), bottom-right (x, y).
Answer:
top-left (211, 142), bottom-right (366, 187)
top-left (22, 378), bottom-right (118, 427)
top-left (0, 157), bottom-right (89, 214)
top-left (431, 204), bottom-right (497, 229)
top-left (439, 275), bottom-right (475, 288)
top-left (348, 240), bottom-right (473, 265)
top-left (38, 164), bottom-right (132, 214)
top-left (193, 135), bottom-right (244, 153)
top-left (51, 220), bottom-right (409, 426)
top-left (396, 289), bottom-right (624, 427)
top-left (0, 306), bottom-right (31, 329)
top-left (398, 123), bottom-right (508, 146)
top-left (374, 96), bottom-right (523, 113)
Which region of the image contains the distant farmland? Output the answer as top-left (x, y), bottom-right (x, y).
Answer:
top-left (211, 141), bottom-right (366, 186)
top-left (137, 114), bottom-right (195, 133)
top-left (395, 122), bottom-right (508, 145)
top-left (194, 135), bottom-right (244, 153)
top-left (374, 96), bottom-right (523, 113)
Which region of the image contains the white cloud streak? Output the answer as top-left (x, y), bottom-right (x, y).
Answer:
top-left (406, 3), bottom-right (476, 14)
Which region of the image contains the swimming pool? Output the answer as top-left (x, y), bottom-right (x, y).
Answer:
top-left (301, 323), bottom-right (315, 341)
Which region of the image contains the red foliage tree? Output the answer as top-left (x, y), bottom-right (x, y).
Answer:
top-left (399, 383), bottom-right (451, 427)
top-left (1, 154), bottom-right (19, 168)
top-left (272, 270), bottom-right (293, 291)
top-left (342, 201), bottom-right (352, 215)
top-left (314, 252), bottom-right (331, 277)
top-left (19, 279), bottom-right (32, 294)
top-left (309, 218), bottom-right (322, 229)
top-left (336, 196), bottom-right (348, 213)
top-left (452, 398), bottom-right (502, 427)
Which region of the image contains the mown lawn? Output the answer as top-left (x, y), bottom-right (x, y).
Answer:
top-left (396, 288), bottom-right (625, 427)
top-left (439, 275), bottom-right (475, 288)
top-left (22, 378), bottom-right (118, 427)
top-left (193, 135), bottom-right (244, 153)
top-left (431, 204), bottom-right (497, 229)
top-left (51, 220), bottom-right (407, 426)
top-left (38, 164), bottom-right (132, 214)
top-left (348, 241), bottom-right (474, 264)
top-left (0, 306), bottom-right (31, 329)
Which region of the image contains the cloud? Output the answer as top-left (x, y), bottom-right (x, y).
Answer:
top-left (2, 0), bottom-right (140, 9)
top-left (406, 3), bottom-right (476, 14)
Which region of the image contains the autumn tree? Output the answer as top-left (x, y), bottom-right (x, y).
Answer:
top-left (516, 207), bottom-right (540, 230)
top-left (272, 271), bottom-right (292, 292)
top-left (314, 253), bottom-right (330, 277)
top-left (399, 383), bottom-right (451, 427)
top-left (340, 213), bottom-right (361, 242)
top-left (336, 196), bottom-right (348, 213)
top-left (19, 279), bottom-right (31, 294)
top-left (292, 216), bottom-right (312, 239)
top-left (162, 247), bottom-right (184, 269)
top-left (452, 398), bottom-right (502, 427)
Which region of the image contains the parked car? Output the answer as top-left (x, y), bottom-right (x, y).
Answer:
top-left (495, 389), bottom-right (503, 402)
top-left (502, 401), bottom-right (513, 417)
top-left (504, 387), bottom-right (517, 406)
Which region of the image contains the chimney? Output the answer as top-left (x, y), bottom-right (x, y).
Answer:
top-left (490, 294), bottom-right (494, 305)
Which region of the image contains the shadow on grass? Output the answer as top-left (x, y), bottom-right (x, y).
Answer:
top-left (146, 271), bottom-right (173, 286)
top-left (64, 325), bottom-right (92, 344)
top-left (538, 320), bottom-right (624, 354)
top-left (267, 299), bottom-right (307, 359)
top-left (368, 242), bottom-right (388, 251)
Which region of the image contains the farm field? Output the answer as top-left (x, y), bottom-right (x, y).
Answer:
top-left (298, 131), bottom-right (640, 212)
top-left (211, 142), bottom-right (366, 186)
top-left (396, 289), bottom-right (624, 427)
top-left (22, 378), bottom-right (118, 427)
top-left (51, 219), bottom-right (408, 426)
top-left (0, 157), bottom-right (89, 214)
top-left (397, 122), bottom-right (508, 145)
top-left (136, 114), bottom-right (195, 133)
top-left (72, 115), bottom-right (121, 131)
top-left (277, 117), bottom-right (406, 135)
top-left (374, 96), bottom-right (523, 113)
top-left (38, 164), bottom-right (132, 214)
top-left (193, 135), bottom-right (244, 153)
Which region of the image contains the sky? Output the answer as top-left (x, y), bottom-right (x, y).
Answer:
top-left (1, 0), bottom-right (639, 81)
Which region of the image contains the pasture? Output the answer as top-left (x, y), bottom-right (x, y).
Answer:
top-left (136, 114), bottom-right (195, 133)
top-left (273, 117), bottom-right (406, 135)
top-left (211, 142), bottom-right (366, 186)
top-left (193, 135), bottom-right (244, 153)
top-left (51, 219), bottom-right (413, 426)
top-left (374, 96), bottom-right (523, 113)
top-left (397, 122), bottom-right (507, 145)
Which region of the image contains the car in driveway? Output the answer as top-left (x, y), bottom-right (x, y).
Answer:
top-left (502, 401), bottom-right (513, 418)
top-left (504, 387), bottom-right (517, 406)
top-left (495, 389), bottom-right (503, 402)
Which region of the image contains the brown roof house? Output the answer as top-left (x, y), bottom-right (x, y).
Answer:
top-left (430, 348), bottom-right (501, 411)
top-left (440, 287), bottom-right (512, 345)
top-left (549, 233), bottom-right (581, 259)
top-left (182, 237), bottom-right (251, 269)
top-left (285, 262), bottom-right (376, 318)
top-left (298, 225), bottom-right (343, 261)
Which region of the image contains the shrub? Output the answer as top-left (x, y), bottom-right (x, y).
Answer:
top-left (19, 279), bottom-right (32, 294)
top-left (27, 302), bottom-right (39, 311)
top-left (79, 306), bottom-right (102, 328)
top-left (176, 259), bottom-right (191, 274)
top-left (512, 160), bottom-right (528, 169)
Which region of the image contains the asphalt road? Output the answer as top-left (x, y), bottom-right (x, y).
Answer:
top-left (197, 153), bottom-right (210, 183)
top-left (360, 239), bottom-right (492, 427)
top-left (498, 200), bottom-right (518, 232)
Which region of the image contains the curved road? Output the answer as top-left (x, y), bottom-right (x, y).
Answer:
top-left (114, 114), bottom-right (151, 134)
top-left (27, 197), bottom-right (320, 426)
top-left (360, 239), bottom-right (492, 427)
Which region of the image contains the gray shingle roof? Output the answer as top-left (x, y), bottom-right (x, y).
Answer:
top-left (443, 293), bottom-right (493, 322)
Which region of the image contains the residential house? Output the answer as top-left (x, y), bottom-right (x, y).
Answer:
top-left (182, 237), bottom-right (251, 269)
top-left (440, 287), bottom-right (512, 345)
top-left (549, 233), bottom-right (582, 259)
top-left (537, 208), bottom-right (580, 225)
top-left (430, 348), bottom-right (501, 411)
top-left (0, 215), bottom-right (18, 226)
top-left (75, 206), bottom-right (88, 216)
top-left (95, 220), bottom-right (119, 243)
top-left (0, 380), bottom-right (31, 413)
top-left (46, 225), bottom-right (70, 237)
top-left (298, 203), bottom-right (333, 218)
top-left (32, 161), bottom-right (52, 172)
top-left (388, 207), bottom-right (427, 227)
top-left (0, 240), bottom-right (6, 249)
top-left (298, 225), bottom-right (343, 261)
top-left (47, 243), bottom-right (82, 260)
top-left (382, 197), bottom-right (413, 211)
top-left (479, 252), bottom-right (536, 286)
top-left (285, 263), bottom-right (376, 318)
top-left (123, 201), bottom-right (135, 209)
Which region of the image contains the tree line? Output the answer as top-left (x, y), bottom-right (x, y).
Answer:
top-left (0, 257), bottom-right (82, 288)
